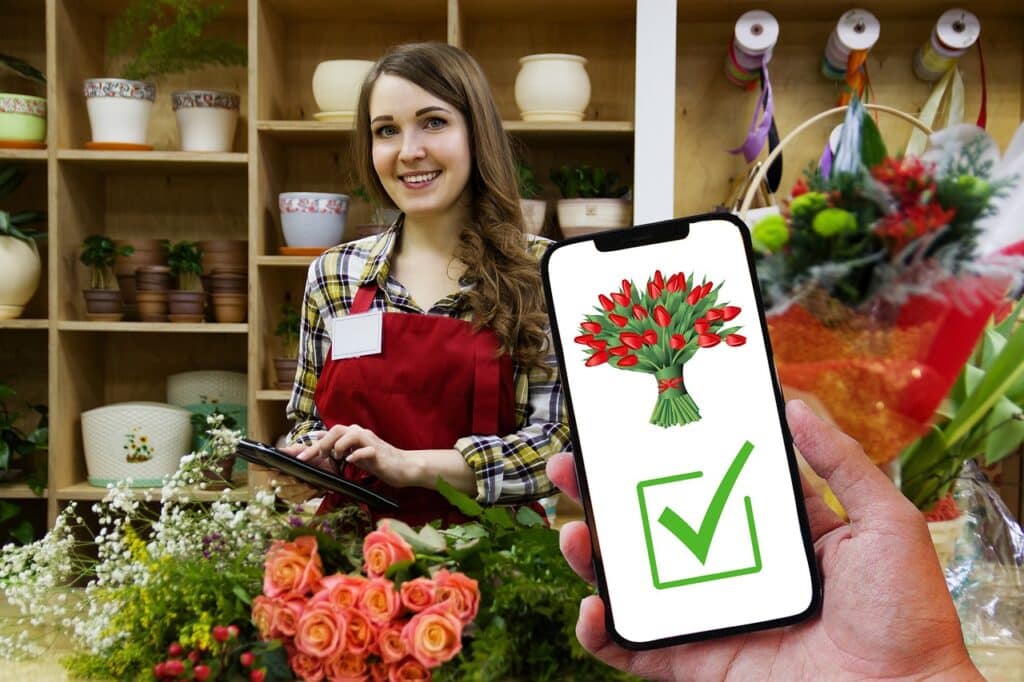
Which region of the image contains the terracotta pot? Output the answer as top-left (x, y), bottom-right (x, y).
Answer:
top-left (136, 290), bottom-right (168, 321)
top-left (83, 289), bottom-right (123, 321)
top-left (0, 236), bottom-right (42, 320)
top-left (136, 265), bottom-right (172, 292)
top-left (200, 454), bottom-right (237, 488)
top-left (167, 290), bottom-right (206, 321)
top-left (198, 239), bottom-right (247, 253)
top-left (211, 293), bottom-right (247, 323)
top-left (274, 358), bottom-right (298, 389)
top-left (209, 272), bottom-right (246, 294)
top-left (114, 238), bottom-right (169, 276)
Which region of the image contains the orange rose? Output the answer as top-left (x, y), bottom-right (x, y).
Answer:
top-left (388, 657), bottom-right (431, 682)
top-left (399, 578), bottom-right (436, 613)
top-left (273, 597), bottom-right (306, 637)
top-left (313, 573), bottom-right (368, 610)
top-left (324, 652), bottom-right (367, 682)
top-left (359, 577), bottom-right (402, 625)
top-left (264, 535), bottom-right (324, 598)
top-left (433, 570), bottom-right (480, 625)
top-left (378, 621), bottom-right (409, 664)
top-left (363, 522), bottom-right (415, 578)
top-left (342, 606), bottom-right (376, 656)
top-left (251, 595), bottom-right (277, 639)
top-left (288, 646), bottom-right (325, 681)
top-left (294, 602), bottom-right (347, 661)
top-left (402, 605), bottom-right (462, 668)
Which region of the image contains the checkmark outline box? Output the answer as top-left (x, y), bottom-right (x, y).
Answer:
top-left (637, 472), bottom-right (763, 590)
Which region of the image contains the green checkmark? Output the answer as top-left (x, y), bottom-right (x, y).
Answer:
top-left (657, 441), bottom-right (754, 564)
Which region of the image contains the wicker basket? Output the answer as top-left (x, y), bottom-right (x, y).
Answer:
top-left (81, 401), bottom-right (193, 487)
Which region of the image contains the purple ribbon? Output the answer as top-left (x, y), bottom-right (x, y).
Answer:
top-left (729, 61), bottom-right (774, 162)
top-left (819, 141), bottom-right (833, 178)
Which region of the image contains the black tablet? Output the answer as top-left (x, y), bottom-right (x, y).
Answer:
top-left (236, 438), bottom-right (400, 512)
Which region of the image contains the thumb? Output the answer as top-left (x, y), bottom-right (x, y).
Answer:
top-left (785, 400), bottom-right (910, 526)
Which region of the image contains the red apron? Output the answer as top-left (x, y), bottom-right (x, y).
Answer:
top-left (313, 282), bottom-right (516, 527)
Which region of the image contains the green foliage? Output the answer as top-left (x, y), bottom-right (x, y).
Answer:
top-left (79, 235), bottom-right (133, 290)
top-left (0, 53), bottom-right (46, 84)
top-left (901, 300), bottom-right (1024, 511)
top-left (167, 240), bottom-right (204, 291)
top-left (0, 165), bottom-right (46, 244)
top-left (108, 0), bottom-right (247, 82)
top-left (0, 500), bottom-right (35, 545)
top-left (550, 165), bottom-right (627, 199)
top-left (274, 300), bottom-right (301, 359)
top-left (0, 382), bottom-right (48, 479)
top-left (516, 160), bottom-right (542, 200)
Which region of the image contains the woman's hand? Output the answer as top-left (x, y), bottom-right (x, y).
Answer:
top-left (294, 424), bottom-right (416, 488)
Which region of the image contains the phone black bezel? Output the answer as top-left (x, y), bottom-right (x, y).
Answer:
top-left (235, 438), bottom-right (400, 512)
top-left (540, 212), bottom-right (823, 650)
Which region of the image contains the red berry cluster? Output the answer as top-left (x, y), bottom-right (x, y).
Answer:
top-left (153, 624), bottom-right (265, 682)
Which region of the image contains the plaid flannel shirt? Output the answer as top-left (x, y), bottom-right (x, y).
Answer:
top-left (285, 223), bottom-right (571, 505)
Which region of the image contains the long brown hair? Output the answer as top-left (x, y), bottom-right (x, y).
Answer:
top-left (353, 42), bottom-right (550, 371)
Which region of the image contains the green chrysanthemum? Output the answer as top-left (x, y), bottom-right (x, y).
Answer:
top-left (789, 191), bottom-right (828, 220)
top-left (752, 214), bottom-right (790, 252)
top-left (812, 208), bottom-right (857, 237)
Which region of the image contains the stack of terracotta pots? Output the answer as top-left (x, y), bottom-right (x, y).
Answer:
top-left (199, 240), bottom-right (248, 323)
top-left (136, 265), bottom-right (172, 322)
top-left (114, 238), bottom-right (169, 321)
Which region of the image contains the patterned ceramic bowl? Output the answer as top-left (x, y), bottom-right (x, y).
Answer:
top-left (279, 192), bottom-right (349, 248)
top-left (0, 93), bottom-right (46, 142)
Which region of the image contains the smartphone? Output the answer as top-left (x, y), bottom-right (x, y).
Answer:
top-left (235, 438), bottom-right (399, 512)
top-left (542, 213), bottom-right (821, 648)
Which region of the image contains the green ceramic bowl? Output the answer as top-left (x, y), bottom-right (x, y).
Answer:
top-left (0, 93), bottom-right (47, 142)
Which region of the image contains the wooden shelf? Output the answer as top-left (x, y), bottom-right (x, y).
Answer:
top-left (263, 0), bottom-right (446, 21)
top-left (57, 321), bottom-right (248, 334)
top-left (57, 481), bottom-right (250, 502)
top-left (56, 150), bottom-right (248, 173)
top-left (460, 0), bottom-right (636, 22)
top-left (0, 319), bottom-right (49, 330)
top-left (256, 255), bottom-right (316, 267)
top-left (256, 119), bottom-right (633, 143)
top-left (257, 120), bottom-right (353, 143)
top-left (257, 390), bottom-right (291, 401)
top-left (0, 149), bottom-right (47, 162)
top-left (75, 0), bottom-right (247, 19)
top-left (0, 484), bottom-right (47, 499)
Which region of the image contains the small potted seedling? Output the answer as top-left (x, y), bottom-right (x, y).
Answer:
top-left (273, 300), bottom-right (301, 389)
top-left (550, 164), bottom-right (632, 238)
top-left (166, 241), bottom-right (205, 322)
top-left (79, 235), bottom-right (133, 321)
top-left (517, 160), bottom-right (546, 235)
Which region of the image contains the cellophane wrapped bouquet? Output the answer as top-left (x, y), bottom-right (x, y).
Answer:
top-left (750, 98), bottom-right (1023, 485)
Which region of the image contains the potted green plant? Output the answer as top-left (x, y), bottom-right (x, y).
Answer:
top-left (0, 54), bottom-right (47, 147)
top-left (86, 0), bottom-right (247, 149)
top-left (273, 300), bottom-right (301, 389)
top-left (80, 235), bottom-right (133, 321)
top-left (350, 184), bottom-right (399, 241)
top-left (550, 164), bottom-right (632, 238)
top-left (166, 240), bottom-right (205, 322)
top-left (516, 160), bottom-right (546, 235)
top-left (0, 382), bottom-right (47, 487)
top-left (0, 164), bottom-right (46, 319)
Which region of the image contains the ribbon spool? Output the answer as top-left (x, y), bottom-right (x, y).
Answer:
top-left (914, 9), bottom-right (980, 82)
top-left (822, 9), bottom-right (880, 105)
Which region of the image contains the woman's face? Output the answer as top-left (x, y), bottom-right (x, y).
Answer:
top-left (369, 74), bottom-right (472, 223)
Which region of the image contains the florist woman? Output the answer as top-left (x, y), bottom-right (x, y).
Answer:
top-left (281, 43), bottom-right (571, 526)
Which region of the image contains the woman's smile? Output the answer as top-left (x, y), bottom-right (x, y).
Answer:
top-left (399, 170), bottom-right (442, 189)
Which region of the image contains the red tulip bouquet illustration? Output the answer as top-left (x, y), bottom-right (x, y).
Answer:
top-left (576, 270), bottom-right (745, 428)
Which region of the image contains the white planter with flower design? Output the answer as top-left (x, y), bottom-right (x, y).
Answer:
top-left (0, 236), bottom-right (42, 319)
top-left (172, 90), bottom-right (240, 152)
top-left (81, 401), bottom-right (192, 487)
top-left (279, 192), bottom-right (349, 247)
top-left (0, 93), bottom-right (47, 143)
top-left (514, 54), bottom-right (591, 122)
top-left (84, 78), bottom-right (155, 145)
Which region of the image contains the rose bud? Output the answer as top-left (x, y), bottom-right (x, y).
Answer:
top-left (701, 281), bottom-right (713, 296)
top-left (632, 304), bottom-right (648, 319)
top-left (194, 665), bottom-right (211, 682)
top-left (642, 329), bottom-right (658, 345)
top-left (621, 279), bottom-right (632, 298)
top-left (609, 345), bottom-right (629, 356)
top-left (611, 292), bottom-right (630, 306)
top-left (167, 642), bottom-right (183, 658)
top-left (582, 321), bottom-right (602, 333)
top-left (687, 287), bottom-right (701, 305)
top-left (726, 334), bottom-right (747, 346)
top-left (585, 351), bottom-right (610, 367)
top-left (588, 339), bottom-right (607, 350)
top-left (654, 270), bottom-right (665, 288)
top-left (722, 306), bottom-right (741, 321)
top-left (598, 294), bottom-right (615, 311)
top-left (617, 355), bottom-right (639, 367)
top-left (574, 334), bottom-right (594, 345)
top-left (705, 308), bottom-right (723, 321)
top-left (240, 652), bottom-right (255, 668)
top-left (698, 333), bottom-right (721, 348)
top-left (670, 334), bottom-right (686, 350)
top-left (675, 273), bottom-right (687, 291)
top-left (647, 281), bottom-right (661, 299)
top-left (653, 306), bottom-right (671, 327)
top-left (608, 313), bottom-right (629, 327)
top-left (666, 273), bottom-right (681, 292)
top-left (694, 319), bottom-right (709, 334)
top-left (619, 332), bottom-right (643, 349)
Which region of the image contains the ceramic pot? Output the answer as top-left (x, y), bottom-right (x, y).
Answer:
top-left (84, 78), bottom-right (155, 145)
top-left (520, 199), bottom-right (547, 235)
top-left (167, 290), bottom-right (206, 322)
top-left (81, 401), bottom-right (192, 487)
top-left (211, 293), bottom-right (247, 323)
top-left (115, 238), bottom-right (168, 313)
top-left (311, 60), bottom-right (375, 121)
top-left (0, 93), bottom-right (46, 143)
top-left (209, 273), bottom-right (246, 294)
top-left (557, 198), bottom-right (632, 238)
top-left (0, 236), bottom-right (42, 320)
top-left (198, 239), bottom-right (247, 272)
top-left (279, 192), bottom-right (348, 247)
top-left (136, 290), bottom-right (168, 321)
top-left (136, 265), bottom-right (172, 292)
top-left (172, 90), bottom-right (240, 152)
top-left (274, 358), bottom-right (298, 389)
top-left (514, 54), bottom-right (591, 122)
top-left (82, 289), bottom-right (123, 321)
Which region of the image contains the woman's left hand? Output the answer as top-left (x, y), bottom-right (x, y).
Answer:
top-left (297, 424), bottom-right (414, 488)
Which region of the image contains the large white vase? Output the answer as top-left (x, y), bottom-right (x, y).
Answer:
top-left (84, 78), bottom-right (155, 145)
top-left (0, 236), bottom-right (41, 319)
top-left (514, 54), bottom-right (591, 122)
top-left (311, 60), bottom-right (375, 122)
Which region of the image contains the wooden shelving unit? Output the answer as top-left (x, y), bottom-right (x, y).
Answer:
top-left (2, 0), bottom-right (1022, 530)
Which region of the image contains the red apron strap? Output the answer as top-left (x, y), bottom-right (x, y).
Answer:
top-left (351, 284), bottom-right (377, 315)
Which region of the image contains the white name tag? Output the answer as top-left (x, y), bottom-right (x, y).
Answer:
top-left (331, 311), bottom-right (383, 360)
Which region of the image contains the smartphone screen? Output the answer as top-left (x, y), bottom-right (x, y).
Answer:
top-left (542, 214), bottom-right (820, 648)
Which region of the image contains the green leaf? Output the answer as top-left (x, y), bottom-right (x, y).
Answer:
top-left (481, 507), bottom-right (515, 530)
top-left (232, 585), bottom-right (252, 606)
top-left (435, 477), bottom-right (483, 517)
top-left (0, 440), bottom-right (9, 470)
top-left (0, 384), bottom-right (14, 400)
top-left (416, 524), bottom-right (448, 554)
top-left (980, 327), bottom-right (1007, 368)
top-left (0, 500), bottom-right (18, 523)
top-left (983, 400), bottom-right (1024, 466)
top-left (515, 506), bottom-right (546, 528)
top-left (859, 112), bottom-right (887, 168)
top-left (9, 520), bottom-right (33, 545)
top-left (0, 53), bottom-right (46, 84)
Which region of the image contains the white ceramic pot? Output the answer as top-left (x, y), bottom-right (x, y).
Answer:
top-left (172, 90), bottom-right (240, 152)
top-left (84, 78), bottom-right (155, 145)
top-left (279, 192), bottom-right (349, 247)
top-left (557, 198), bottom-right (632, 235)
top-left (0, 93), bottom-right (46, 143)
top-left (81, 401), bottom-right (192, 487)
top-left (520, 199), bottom-right (547, 235)
top-left (311, 60), bottom-right (375, 121)
top-left (0, 236), bottom-right (42, 320)
top-left (514, 54), bottom-right (591, 122)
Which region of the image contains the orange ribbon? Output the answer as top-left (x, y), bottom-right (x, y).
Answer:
top-left (838, 49), bottom-right (869, 105)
